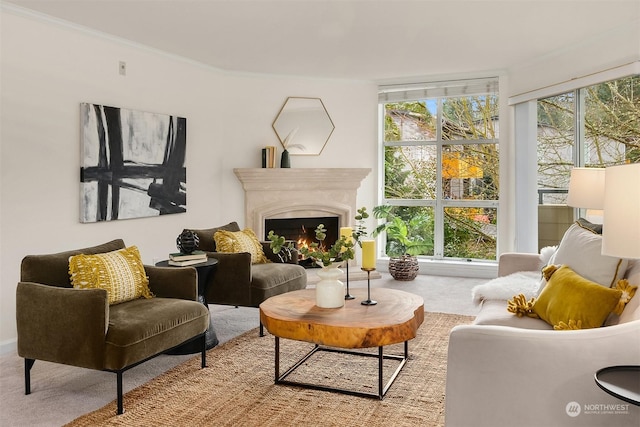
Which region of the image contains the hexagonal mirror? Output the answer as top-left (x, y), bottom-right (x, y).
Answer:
top-left (272, 97), bottom-right (335, 155)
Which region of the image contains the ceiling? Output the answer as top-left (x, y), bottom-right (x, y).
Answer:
top-left (5, 0), bottom-right (639, 82)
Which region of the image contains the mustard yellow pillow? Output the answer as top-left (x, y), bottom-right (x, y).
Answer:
top-left (533, 265), bottom-right (622, 329)
top-left (612, 279), bottom-right (638, 315)
top-left (69, 246), bottom-right (153, 305)
top-left (214, 228), bottom-right (268, 264)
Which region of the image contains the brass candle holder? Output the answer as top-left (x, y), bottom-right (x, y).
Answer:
top-left (360, 267), bottom-right (377, 305)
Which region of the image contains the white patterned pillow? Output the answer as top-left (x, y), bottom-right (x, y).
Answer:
top-left (214, 228), bottom-right (268, 264)
top-left (69, 246), bottom-right (153, 305)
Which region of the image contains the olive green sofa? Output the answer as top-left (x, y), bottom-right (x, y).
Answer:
top-left (190, 222), bottom-right (308, 335)
top-left (16, 239), bottom-right (210, 415)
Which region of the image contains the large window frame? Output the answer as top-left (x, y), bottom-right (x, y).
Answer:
top-left (511, 62), bottom-right (640, 253)
top-left (378, 78), bottom-right (500, 262)
top-left (537, 77), bottom-right (639, 206)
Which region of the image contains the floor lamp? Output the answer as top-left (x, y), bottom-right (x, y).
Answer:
top-left (599, 162), bottom-right (640, 404)
top-left (602, 163), bottom-right (640, 259)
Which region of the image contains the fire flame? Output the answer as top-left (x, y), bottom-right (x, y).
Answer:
top-left (297, 238), bottom-right (310, 258)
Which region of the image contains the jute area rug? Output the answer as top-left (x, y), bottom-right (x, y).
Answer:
top-left (66, 312), bottom-right (473, 427)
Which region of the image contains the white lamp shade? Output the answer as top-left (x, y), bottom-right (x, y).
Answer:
top-left (602, 163), bottom-right (640, 258)
top-left (566, 167), bottom-right (605, 209)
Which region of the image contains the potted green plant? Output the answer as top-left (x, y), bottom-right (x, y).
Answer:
top-left (372, 205), bottom-right (431, 280)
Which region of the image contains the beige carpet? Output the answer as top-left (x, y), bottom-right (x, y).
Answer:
top-left (65, 312), bottom-right (473, 427)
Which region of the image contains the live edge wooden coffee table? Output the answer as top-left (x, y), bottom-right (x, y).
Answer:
top-left (259, 288), bottom-right (424, 399)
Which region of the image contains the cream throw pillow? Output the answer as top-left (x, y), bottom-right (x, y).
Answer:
top-left (547, 222), bottom-right (627, 288)
top-left (69, 246), bottom-right (152, 305)
top-left (214, 228), bottom-right (268, 264)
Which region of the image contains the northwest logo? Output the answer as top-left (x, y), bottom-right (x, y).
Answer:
top-left (566, 401), bottom-right (581, 417)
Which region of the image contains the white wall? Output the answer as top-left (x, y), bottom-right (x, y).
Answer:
top-left (0, 9), bottom-right (378, 349)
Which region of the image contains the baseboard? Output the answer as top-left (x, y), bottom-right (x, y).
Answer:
top-left (377, 258), bottom-right (498, 279)
top-left (0, 339), bottom-right (17, 355)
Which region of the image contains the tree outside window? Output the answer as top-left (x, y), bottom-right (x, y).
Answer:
top-left (380, 82), bottom-right (499, 261)
top-left (537, 75), bottom-right (640, 205)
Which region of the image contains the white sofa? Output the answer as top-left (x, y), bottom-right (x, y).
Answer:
top-left (445, 249), bottom-right (640, 427)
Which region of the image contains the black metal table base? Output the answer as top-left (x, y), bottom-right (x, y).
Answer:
top-left (274, 337), bottom-right (409, 399)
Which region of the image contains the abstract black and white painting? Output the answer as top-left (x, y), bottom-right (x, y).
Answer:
top-left (80, 103), bottom-right (187, 223)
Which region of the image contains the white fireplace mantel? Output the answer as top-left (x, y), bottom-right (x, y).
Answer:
top-left (234, 168), bottom-right (371, 240)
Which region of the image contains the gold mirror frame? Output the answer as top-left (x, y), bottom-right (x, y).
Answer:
top-left (272, 97), bottom-right (335, 155)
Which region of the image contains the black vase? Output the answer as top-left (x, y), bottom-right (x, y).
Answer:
top-left (281, 149), bottom-right (291, 168)
top-left (176, 229), bottom-right (199, 254)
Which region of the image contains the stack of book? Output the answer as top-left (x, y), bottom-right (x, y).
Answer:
top-left (168, 250), bottom-right (208, 266)
top-left (261, 146), bottom-right (277, 168)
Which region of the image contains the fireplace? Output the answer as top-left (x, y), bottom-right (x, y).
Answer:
top-left (265, 216), bottom-right (339, 263)
top-left (234, 168), bottom-right (371, 264)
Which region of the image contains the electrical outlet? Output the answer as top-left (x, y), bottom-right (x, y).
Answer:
top-left (119, 61), bottom-right (126, 76)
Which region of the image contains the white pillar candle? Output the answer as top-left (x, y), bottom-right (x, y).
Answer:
top-left (361, 239), bottom-right (376, 269)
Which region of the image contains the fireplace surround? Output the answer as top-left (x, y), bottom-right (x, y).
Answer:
top-left (233, 168), bottom-right (371, 245)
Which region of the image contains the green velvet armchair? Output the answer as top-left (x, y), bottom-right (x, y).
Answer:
top-left (190, 222), bottom-right (308, 335)
top-left (16, 239), bottom-right (210, 415)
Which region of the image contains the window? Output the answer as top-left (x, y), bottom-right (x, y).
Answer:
top-left (537, 75), bottom-right (640, 205)
top-left (378, 78), bottom-right (499, 261)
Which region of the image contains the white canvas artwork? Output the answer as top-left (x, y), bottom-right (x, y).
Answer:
top-left (80, 103), bottom-right (187, 223)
